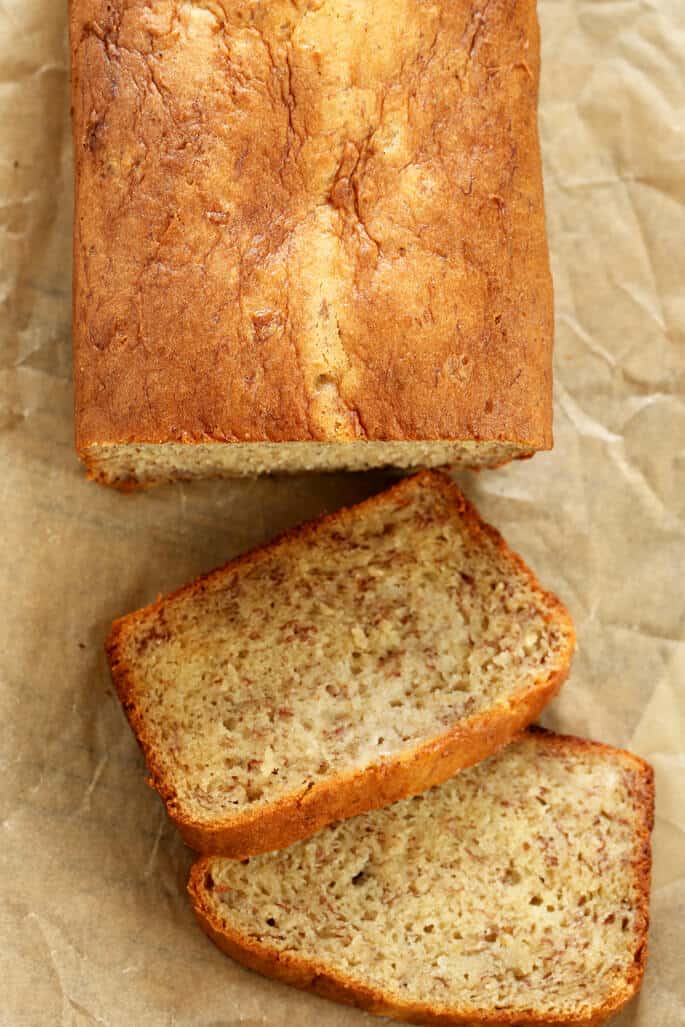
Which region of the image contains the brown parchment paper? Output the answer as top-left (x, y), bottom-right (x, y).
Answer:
top-left (1, 1), bottom-right (683, 1024)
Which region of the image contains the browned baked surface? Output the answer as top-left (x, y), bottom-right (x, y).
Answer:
top-left (188, 729), bottom-right (654, 1027)
top-left (107, 471), bottom-right (574, 857)
top-left (71, 0), bottom-right (553, 459)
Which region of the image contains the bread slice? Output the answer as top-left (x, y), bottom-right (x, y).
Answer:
top-left (189, 730), bottom-right (653, 1027)
top-left (107, 471), bottom-right (575, 857)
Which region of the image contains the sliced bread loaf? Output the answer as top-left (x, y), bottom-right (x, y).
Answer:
top-left (107, 471), bottom-right (575, 856)
top-left (189, 730), bottom-right (653, 1027)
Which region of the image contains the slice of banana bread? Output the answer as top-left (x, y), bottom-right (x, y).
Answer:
top-left (107, 471), bottom-right (575, 856)
top-left (189, 730), bottom-right (653, 1027)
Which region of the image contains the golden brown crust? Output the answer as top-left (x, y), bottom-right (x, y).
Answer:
top-left (187, 730), bottom-right (654, 1027)
top-left (71, 0), bottom-right (553, 461)
top-left (107, 470), bottom-right (575, 857)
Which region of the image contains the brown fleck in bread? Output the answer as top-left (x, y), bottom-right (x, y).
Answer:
top-left (189, 730), bottom-right (654, 1027)
top-left (107, 471), bottom-right (574, 856)
top-left (70, 0), bottom-right (553, 488)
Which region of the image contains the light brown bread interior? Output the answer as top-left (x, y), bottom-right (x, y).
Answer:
top-left (190, 731), bottom-right (653, 1027)
top-left (85, 440), bottom-right (529, 490)
top-left (108, 472), bottom-right (574, 855)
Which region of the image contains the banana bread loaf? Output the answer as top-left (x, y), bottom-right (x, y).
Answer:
top-left (70, 0), bottom-right (553, 487)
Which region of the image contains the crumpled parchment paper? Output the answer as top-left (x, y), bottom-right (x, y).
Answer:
top-left (1, 1), bottom-right (683, 1024)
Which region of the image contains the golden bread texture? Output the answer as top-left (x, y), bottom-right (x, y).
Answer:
top-left (107, 472), bottom-right (574, 856)
top-left (189, 730), bottom-right (654, 1027)
top-left (70, 0), bottom-right (553, 486)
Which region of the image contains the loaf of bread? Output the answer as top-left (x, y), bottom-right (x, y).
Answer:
top-left (70, 0), bottom-right (553, 487)
top-left (107, 472), bottom-right (574, 856)
top-left (189, 730), bottom-right (654, 1027)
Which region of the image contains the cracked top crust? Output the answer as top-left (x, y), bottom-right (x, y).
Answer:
top-left (71, 0), bottom-right (553, 449)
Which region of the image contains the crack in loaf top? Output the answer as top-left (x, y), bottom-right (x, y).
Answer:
top-left (71, 0), bottom-right (553, 448)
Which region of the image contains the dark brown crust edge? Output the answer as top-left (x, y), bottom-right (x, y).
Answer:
top-left (106, 470), bottom-right (576, 857)
top-left (187, 730), bottom-right (654, 1027)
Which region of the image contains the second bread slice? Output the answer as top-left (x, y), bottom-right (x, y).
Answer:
top-left (107, 471), bottom-right (575, 856)
top-left (189, 730), bottom-right (653, 1026)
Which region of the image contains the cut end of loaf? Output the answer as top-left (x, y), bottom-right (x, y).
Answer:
top-left (108, 471), bottom-right (574, 856)
top-left (83, 439), bottom-right (537, 489)
top-left (189, 731), bottom-right (654, 1027)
